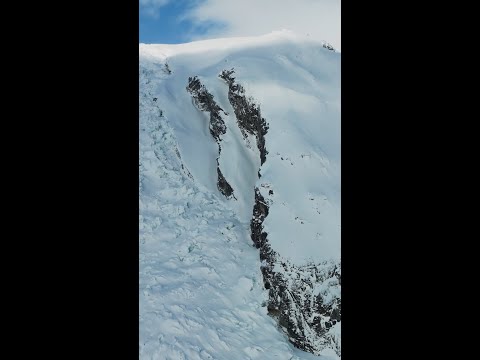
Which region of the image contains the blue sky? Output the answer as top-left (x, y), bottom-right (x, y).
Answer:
top-left (139, 0), bottom-right (341, 50)
top-left (140, 1), bottom-right (201, 44)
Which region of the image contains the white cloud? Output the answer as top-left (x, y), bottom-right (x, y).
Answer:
top-left (183, 0), bottom-right (341, 50)
top-left (140, 0), bottom-right (171, 17)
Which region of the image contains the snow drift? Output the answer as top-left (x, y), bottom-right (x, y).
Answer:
top-left (140, 31), bottom-right (340, 359)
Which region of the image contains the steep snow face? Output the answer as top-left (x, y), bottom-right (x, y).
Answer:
top-left (140, 31), bottom-right (340, 358)
top-left (140, 31), bottom-right (340, 264)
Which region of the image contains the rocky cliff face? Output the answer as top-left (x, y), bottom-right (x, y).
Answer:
top-left (219, 69), bottom-right (269, 166)
top-left (187, 68), bottom-right (340, 356)
top-left (224, 72), bottom-right (340, 356)
top-left (187, 76), bottom-right (235, 199)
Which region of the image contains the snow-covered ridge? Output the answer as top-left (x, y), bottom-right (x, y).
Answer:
top-left (140, 33), bottom-right (340, 359)
top-left (140, 30), bottom-right (337, 59)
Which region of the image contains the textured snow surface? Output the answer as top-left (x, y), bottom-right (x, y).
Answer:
top-left (140, 31), bottom-right (340, 359)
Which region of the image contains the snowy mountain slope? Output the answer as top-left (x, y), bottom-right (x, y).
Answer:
top-left (140, 31), bottom-right (340, 358)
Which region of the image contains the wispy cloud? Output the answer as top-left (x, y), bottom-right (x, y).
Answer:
top-left (140, 0), bottom-right (171, 18)
top-left (183, 0), bottom-right (341, 50)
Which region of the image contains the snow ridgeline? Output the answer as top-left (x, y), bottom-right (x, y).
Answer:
top-left (140, 32), bottom-right (340, 359)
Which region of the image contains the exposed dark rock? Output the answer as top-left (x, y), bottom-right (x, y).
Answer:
top-left (322, 43), bottom-right (335, 51)
top-left (219, 69), bottom-right (269, 165)
top-left (250, 185), bottom-right (341, 356)
top-left (330, 308), bottom-right (340, 322)
top-left (217, 159), bottom-right (235, 199)
top-left (187, 76), bottom-right (227, 143)
top-left (186, 76), bottom-right (235, 199)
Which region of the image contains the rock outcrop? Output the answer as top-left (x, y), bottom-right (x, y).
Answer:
top-left (220, 69), bottom-right (341, 356)
top-left (219, 69), bottom-right (269, 165)
top-left (187, 76), bottom-right (235, 199)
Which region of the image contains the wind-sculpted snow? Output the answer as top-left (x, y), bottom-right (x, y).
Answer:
top-left (140, 31), bottom-right (340, 359)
